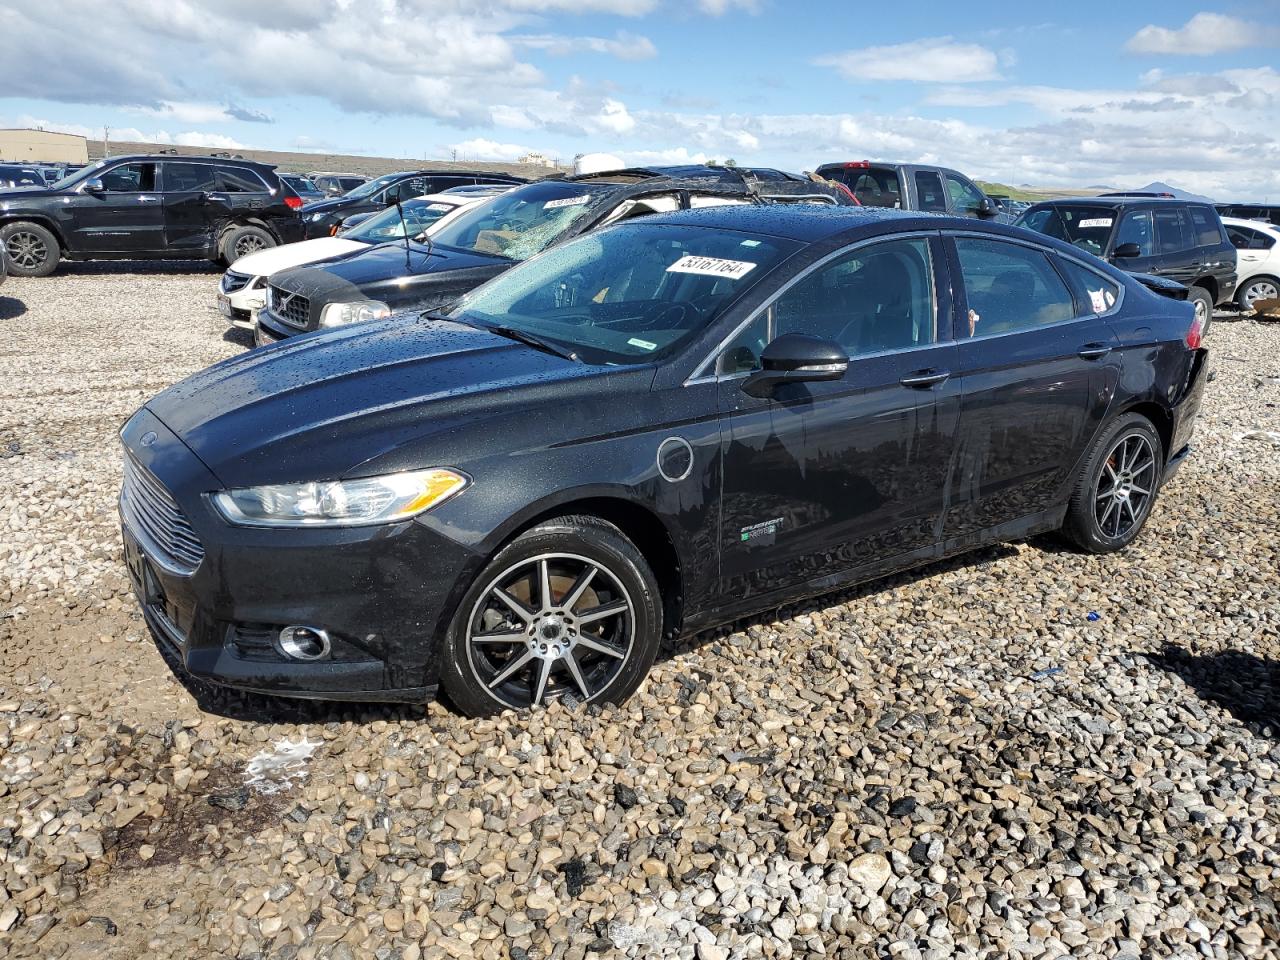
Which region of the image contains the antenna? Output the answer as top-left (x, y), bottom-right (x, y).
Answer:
top-left (395, 199), bottom-right (411, 272)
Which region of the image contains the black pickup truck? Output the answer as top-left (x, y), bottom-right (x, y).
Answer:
top-left (0, 154), bottom-right (306, 276)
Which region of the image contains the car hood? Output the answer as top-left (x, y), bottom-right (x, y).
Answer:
top-left (232, 237), bottom-right (370, 277)
top-left (301, 196), bottom-right (360, 215)
top-left (0, 186), bottom-right (63, 203)
top-left (144, 316), bottom-right (610, 488)
top-left (273, 242), bottom-right (510, 311)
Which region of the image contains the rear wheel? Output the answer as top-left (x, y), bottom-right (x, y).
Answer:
top-left (1185, 285), bottom-right (1213, 337)
top-left (1, 222), bottom-right (60, 277)
top-left (1061, 413), bottom-right (1164, 553)
top-left (439, 516), bottom-right (662, 717)
top-left (218, 225), bottom-right (275, 266)
top-left (1236, 275), bottom-right (1279, 313)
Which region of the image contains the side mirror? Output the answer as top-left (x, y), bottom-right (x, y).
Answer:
top-left (978, 197), bottom-right (996, 217)
top-left (1113, 242), bottom-right (1142, 259)
top-left (84, 178), bottom-right (105, 193)
top-left (743, 334), bottom-right (848, 398)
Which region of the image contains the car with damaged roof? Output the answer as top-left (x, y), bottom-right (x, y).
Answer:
top-left (120, 204), bottom-right (1207, 715)
top-left (0, 154), bottom-right (306, 276)
top-left (255, 165), bottom-right (853, 344)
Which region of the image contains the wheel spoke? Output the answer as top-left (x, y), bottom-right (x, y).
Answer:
top-left (1096, 485), bottom-right (1114, 501)
top-left (488, 649), bottom-right (533, 689)
top-left (493, 587), bottom-right (534, 623)
top-left (561, 565), bottom-right (598, 613)
top-left (575, 634), bottom-right (626, 659)
top-left (1129, 483), bottom-right (1150, 496)
top-left (538, 559), bottom-right (553, 612)
top-left (1130, 457), bottom-right (1155, 479)
top-left (1099, 498), bottom-right (1117, 531)
top-left (471, 631), bottom-right (527, 645)
top-left (578, 599), bottom-right (628, 625)
top-left (563, 650), bottom-right (592, 698)
top-left (531, 657), bottom-right (553, 705)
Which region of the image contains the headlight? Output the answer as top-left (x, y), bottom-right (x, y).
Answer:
top-left (212, 469), bottom-right (468, 527)
top-left (319, 300), bottom-right (391, 328)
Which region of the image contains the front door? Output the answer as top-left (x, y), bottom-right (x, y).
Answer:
top-left (944, 234), bottom-right (1122, 540)
top-left (715, 234), bottom-right (961, 603)
top-left (67, 161), bottom-right (164, 254)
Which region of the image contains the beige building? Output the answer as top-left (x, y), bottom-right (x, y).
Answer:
top-left (0, 129), bottom-right (89, 164)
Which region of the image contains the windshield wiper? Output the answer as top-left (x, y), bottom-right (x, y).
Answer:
top-left (485, 325), bottom-right (580, 362)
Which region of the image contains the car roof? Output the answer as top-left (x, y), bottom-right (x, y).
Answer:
top-left (565, 164), bottom-right (807, 185)
top-left (633, 204), bottom-right (958, 241)
top-left (98, 153), bottom-right (275, 171)
top-left (1223, 215), bottom-right (1280, 231)
top-left (1028, 196), bottom-right (1210, 209)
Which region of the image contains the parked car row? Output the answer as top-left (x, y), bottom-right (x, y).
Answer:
top-left (118, 200), bottom-right (1210, 715)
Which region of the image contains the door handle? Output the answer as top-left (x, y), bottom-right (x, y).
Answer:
top-left (1078, 343), bottom-right (1112, 360)
top-left (900, 369), bottom-right (950, 388)
top-left (136, 195), bottom-right (158, 202)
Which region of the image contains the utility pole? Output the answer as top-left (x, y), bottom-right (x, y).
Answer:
top-left (103, 126), bottom-right (111, 158)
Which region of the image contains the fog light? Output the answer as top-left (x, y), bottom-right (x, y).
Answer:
top-left (277, 626), bottom-right (332, 661)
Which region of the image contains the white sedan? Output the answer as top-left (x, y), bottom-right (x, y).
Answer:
top-left (1224, 216), bottom-right (1280, 311)
top-left (216, 192), bottom-right (492, 328)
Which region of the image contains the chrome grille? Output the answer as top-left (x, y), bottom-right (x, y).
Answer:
top-left (221, 270), bottom-right (252, 294)
top-left (268, 284), bottom-right (310, 329)
top-left (121, 456), bottom-right (204, 574)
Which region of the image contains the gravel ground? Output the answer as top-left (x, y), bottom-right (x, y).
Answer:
top-left (0, 266), bottom-right (1277, 960)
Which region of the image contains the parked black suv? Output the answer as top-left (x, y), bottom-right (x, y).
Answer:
top-left (257, 165), bottom-right (852, 344)
top-left (1015, 198), bottom-right (1236, 331)
top-left (301, 169), bottom-right (529, 238)
top-left (0, 155), bottom-right (306, 277)
top-left (814, 161), bottom-right (1006, 220)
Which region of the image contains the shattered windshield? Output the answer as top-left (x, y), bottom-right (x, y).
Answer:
top-left (428, 181), bottom-right (610, 262)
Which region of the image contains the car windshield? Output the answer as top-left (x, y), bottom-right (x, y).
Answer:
top-left (340, 173), bottom-right (403, 200)
top-left (451, 222), bottom-right (800, 365)
top-left (343, 198), bottom-right (460, 242)
top-left (1017, 205), bottom-right (1117, 257)
top-left (429, 181), bottom-right (612, 262)
top-left (48, 158), bottom-right (110, 191)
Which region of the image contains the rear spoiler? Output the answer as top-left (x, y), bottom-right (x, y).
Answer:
top-left (1130, 273), bottom-right (1189, 301)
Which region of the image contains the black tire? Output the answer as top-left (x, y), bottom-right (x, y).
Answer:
top-left (439, 515), bottom-right (662, 717)
top-left (1236, 275), bottom-right (1280, 313)
top-left (218, 225), bottom-right (275, 266)
top-left (1185, 285), bottom-right (1214, 337)
top-left (1061, 413), bottom-right (1164, 554)
top-left (1, 221), bottom-right (60, 277)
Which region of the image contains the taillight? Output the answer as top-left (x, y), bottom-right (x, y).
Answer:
top-left (1186, 312), bottom-right (1203, 349)
top-left (284, 195), bottom-right (303, 210)
top-left (843, 161), bottom-right (872, 169)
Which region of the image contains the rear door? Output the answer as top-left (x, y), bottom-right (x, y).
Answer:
top-left (1151, 206), bottom-right (1201, 285)
top-left (66, 161), bottom-right (164, 254)
top-left (160, 161), bottom-right (219, 254)
top-left (712, 233), bottom-right (961, 598)
top-left (945, 234), bottom-right (1122, 540)
top-left (913, 170), bottom-right (949, 213)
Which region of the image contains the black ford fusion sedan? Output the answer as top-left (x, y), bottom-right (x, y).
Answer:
top-left (120, 206), bottom-right (1208, 717)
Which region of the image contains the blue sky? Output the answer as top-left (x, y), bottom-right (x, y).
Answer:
top-left (4, 1), bottom-right (1280, 197)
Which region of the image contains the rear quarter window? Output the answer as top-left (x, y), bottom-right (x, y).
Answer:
top-left (216, 166), bottom-right (268, 193)
top-left (1056, 257), bottom-right (1121, 316)
top-left (1189, 206), bottom-right (1225, 247)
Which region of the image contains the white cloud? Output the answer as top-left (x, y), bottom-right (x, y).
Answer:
top-left (816, 37), bottom-right (1004, 84)
top-left (515, 31), bottom-right (657, 60)
top-left (446, 138), bottom-right (541, 161)
top-left (697, 0), bottom-right (761, 14)
top-left (1126, 13), bottom-right (1279, 55)
top-left (6, 115), bottom-right (246, 151)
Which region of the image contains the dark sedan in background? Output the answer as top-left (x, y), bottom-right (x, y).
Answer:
top-left (256, 165), bottom-right (853, 343)
top-left (120, 206), bottom-right (1207, 716)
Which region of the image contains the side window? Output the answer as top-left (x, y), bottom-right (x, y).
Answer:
top-left (215, 166), bottom-right (266, 193)
top-left (1115, 210), bottom-right (1154, 257)
top-left (955, 237), bottom-right (1076, 337)
top-left (161, 162), bottom-right (217, 192)
top-left (946, 174), bottom-right (987, 217)
top-left (1189, 206), bottom-right (1224, 246)
top-left (1057, 257), bottom-right (1120, 317)
top-left (915, 172), bottom-right (947, 212)
top-left (1154, 208), bottom-right (1191, 254)
top-left (1232, 226), bottom-right (1277, 250)
top-left (100, 162), bottom-right (156, 192)
top-left (773, 237), bottom-right (937, 356)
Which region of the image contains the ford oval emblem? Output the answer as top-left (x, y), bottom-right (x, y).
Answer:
top-left (139, 431), bottom-right (158, 447)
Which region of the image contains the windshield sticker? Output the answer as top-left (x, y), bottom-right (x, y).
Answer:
top-left (1089, 289), bottom-right (1108, 313)
top-left (627, 337), bottom-right (657, 351)
top-left (740, 239), bottom-right (762, 247)
top-left (426, 203), bottom-right (453, 211)
top-left (543, 195), bottom-right (592, 210)
top-left (1078, 218), bottom-right (1113, 229)
top-left (666, 255), bottom-right (757, 279)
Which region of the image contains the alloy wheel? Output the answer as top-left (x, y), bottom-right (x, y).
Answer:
top-left (1244, 279), bottom-right (1279, 308)
top-left (1193, 297), bottom-right (1209, 324)
top-left (466, 553), bottom-right (634, 709)
top-left (234, 235), bottom-right (268, 258)
top-left (5, 232), bottom-right (47, 269)
top-left (1094, 433), bottom-right (1157, 540)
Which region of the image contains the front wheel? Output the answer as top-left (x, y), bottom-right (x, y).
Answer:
top-left (1185, 285), bottom-right (1214, 337)
top-left (1060, 413), bottom-right (1164, 553)
top-left (439, 516), bottom-right (662, 717)
top-left (1236, 275), bottom-right (1279, 313)
top-left (1, 222), bottom-right (60, 277)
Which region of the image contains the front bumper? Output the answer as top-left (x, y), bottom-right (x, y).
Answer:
top-left (119, 409), bottom-right (482, 702)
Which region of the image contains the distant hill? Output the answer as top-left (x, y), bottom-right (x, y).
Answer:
top-left (1133, 181), bottom-right (1217, 203)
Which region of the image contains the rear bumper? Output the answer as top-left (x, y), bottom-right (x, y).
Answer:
top-left (1165, 346), bottom-right (1209, 480)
